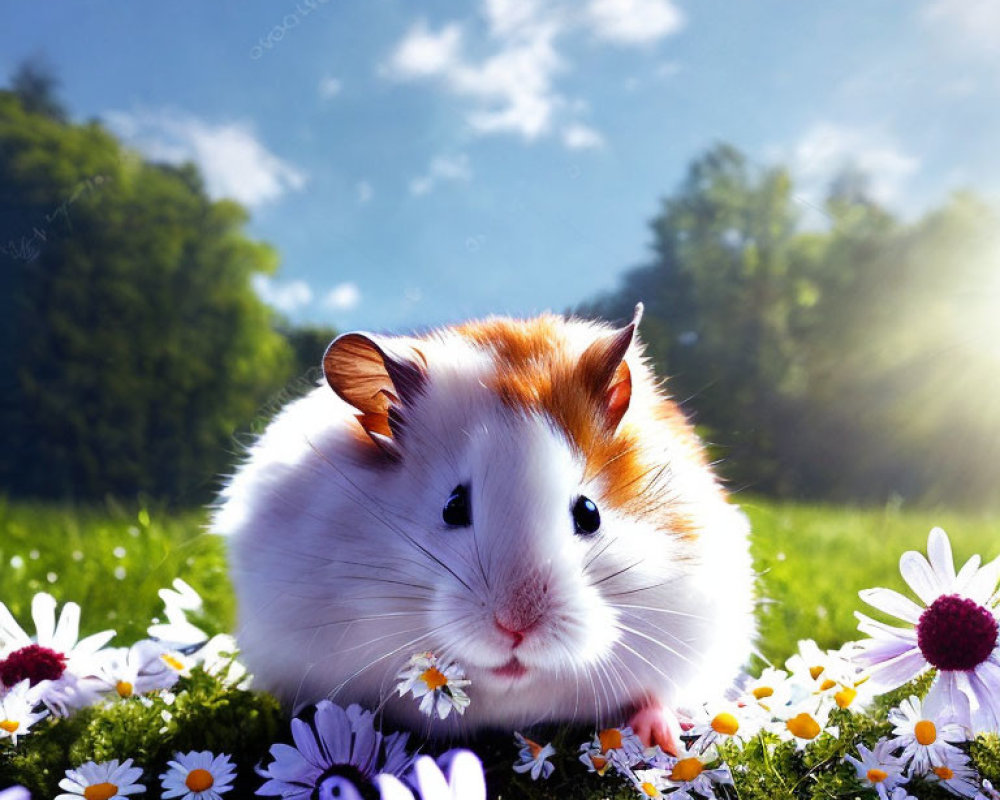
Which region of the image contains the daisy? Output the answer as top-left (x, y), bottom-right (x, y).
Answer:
top-left (578, 726), bottom-right (644, 776)
top-left (56, 758), bottom-right (145, 800)
top-left (631, 768), bottom-right (671, 798)
top-left (0, 679), bottom-right (48, 744)
top-left (731, 667), bottom-right (794, 715)
top-left (147, 579), bottom-right (208, 650)
top-left (926, 748), bottom-right (981, 798)
top-left (93, 640), bottom-right (180, 699)
top-left (0, 787), bottom-right (30, 800)
top-left (855, 527), bottom-right (1000, 733)
top-left (257, 701), bottom-right (413, 799)
top-left (786, 640), bottom-right (871, 713)
top-left (375, 751), bottom-right (487, 800)
top-left (776, 700), bottom-right (837, 749)
top-left (844, 741), bottom-right (908, 800)
top-left (395, 653), bottom-right (470, 720)
top-left (0, 593), bottom-right (115, 714)
top-left (512, 733), bottom-right (555, 781)
top-left (888, 695), bottom-right (967, 774)
top-left (646, 744), bottom-right (733, 800)
top-left (160, 751), bottom-right (236, 800)
top-left (686, 700), bottom-right (765, 752)
top-left (977, 779), bottom-right (1000, 800)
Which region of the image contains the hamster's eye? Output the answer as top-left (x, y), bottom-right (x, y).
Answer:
top-left (442, 484), bottom-right (472, 527)
top-left (572, 495), bottom-right (601, 535)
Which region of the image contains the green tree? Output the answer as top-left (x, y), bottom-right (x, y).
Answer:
top-left (0, 89), bottom-right (294, 503)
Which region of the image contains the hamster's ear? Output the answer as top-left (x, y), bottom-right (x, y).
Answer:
top-left (323, 332), bottom-right (428, 457)
top-left (579, 303), bottom-right (643, 434)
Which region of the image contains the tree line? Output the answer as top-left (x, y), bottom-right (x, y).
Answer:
top-left (2, 66), bottom-right (997, 508)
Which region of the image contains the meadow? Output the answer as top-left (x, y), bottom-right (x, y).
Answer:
top-left (2, 495), bottom-right (997, 666)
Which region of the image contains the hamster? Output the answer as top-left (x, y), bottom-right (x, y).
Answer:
top-left (215, 305), bottom-right (755, 751)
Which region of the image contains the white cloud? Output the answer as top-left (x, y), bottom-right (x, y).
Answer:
top-left (562, 123), bottom-right (604, 150)
top-left (357, 180), bottom-right (374, 204)
top-left (382, 1), bottom-right (684, 146)
top-left (585, 0), bottom-right (684, 45)
top-left (318, 75), bottom-right (343, 99)
top-left (323, 282), bottom-right (362, 311)
top-left (789, 123), bottom-right (920, 208)
top-left (251, 275), bottom-right (313, 313)
top-left (921, 0), bottom-right (1000, 58)
top-left (104, 109), bottom-right (306, 208)
top-left (410, 153), bottom-right (473, 195)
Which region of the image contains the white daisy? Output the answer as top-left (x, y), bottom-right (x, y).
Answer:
top-left (257, 701), bottom-right (412, 798)
top-left (147, 579), bottom-right (208, 650)
top-left (93, 640), bottom-right (180, 699)
top-left (926, 748), bottom-right (981, 798)
top-left (786, 639), bottom-right (871, 713)
top-left (631, 768), bottom-right (671, 797)
top-left (731, 666), bottom-right (794, 715)
top-left (776, 699), bottom-right (838, 749)
top-left (856, 528), bottom-right (1000, 733)
top-left (578, 726), bottom-right (645, 776)
top-left (977, 779), bottom-right (1000, 800)
top-left (646, 744), bottom-right (733, 799)
top-left (887, 695), bottom-right (967, 775)
top-left (512, 733), bottom-right (556, 781)
top-left (686, 700), bottom-right (765, 753)
top-left (844, 740), bottom-right (908, 800)
top-left (160, 751), bottom-right (236, 800)
top-left (0, 679), bottom-right (48, 744)
top-left (0, 593), bottom-right (115, 714)
top-left (55, 758), bottom-right (145, 800)
top-left (0, 787), bottom-right (30, 800)
top-left (395, 653), bottom-right (470, 720)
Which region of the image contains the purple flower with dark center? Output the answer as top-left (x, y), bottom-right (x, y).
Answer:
top-left (257, 702), bottom-right (412, 799)
top-left (855, 527), bottom-right (1000, 734)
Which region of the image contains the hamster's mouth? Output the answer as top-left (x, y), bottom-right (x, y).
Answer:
top-left (491, 657), bottom-right (529, 679)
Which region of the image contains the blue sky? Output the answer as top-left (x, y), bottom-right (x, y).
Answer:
top-left (4, 0), bottom-right (999, 332)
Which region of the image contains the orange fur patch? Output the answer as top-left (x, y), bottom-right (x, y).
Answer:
top-left (458, 316), bottom-right (701, 539)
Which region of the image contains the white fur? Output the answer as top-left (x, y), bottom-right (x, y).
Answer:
top-left (216, 320), bottom-right (755, 737)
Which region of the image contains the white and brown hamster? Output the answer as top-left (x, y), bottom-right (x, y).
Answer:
top-left (215, 305), bottom-right (755, 751)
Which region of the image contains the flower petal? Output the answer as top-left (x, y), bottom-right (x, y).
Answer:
top-left (413, 756), bottom-right (450, 799)
top-left (866, 649), bottom-right (928, 690)
top-left (854, 612), bottom-right (918, 643)
top-left (961, 554), bottom-right (1000, 606)
top-left (374, 774), bottom-right (416, 800)
top-left (290, 719), bottom-right (325, 769)
top-left (898, 552), bottom-right (941, 606)
top-left (859, 588), bottom-right (924, 624)
top-left (31, 594), bottom-right (58, 646)
top-left (314, 701), bottom-right (351, 766)
top-left (926, 528), bottom-right (956, 586)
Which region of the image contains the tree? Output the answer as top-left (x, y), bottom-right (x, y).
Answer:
top-left (0, 89), bottom-right (294, 503)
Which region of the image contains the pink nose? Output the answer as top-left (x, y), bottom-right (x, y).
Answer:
top-left (494, 618), bottom-right (526, 646)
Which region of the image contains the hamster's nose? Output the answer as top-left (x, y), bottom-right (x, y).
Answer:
top-left (494, 618), bottom-right (527, 647)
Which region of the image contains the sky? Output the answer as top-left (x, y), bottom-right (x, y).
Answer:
top-left (4, 0), bottom-right (1000, 333)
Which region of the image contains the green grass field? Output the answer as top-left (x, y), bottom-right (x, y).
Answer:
top-left (1, 496), bottom-right (997, 666)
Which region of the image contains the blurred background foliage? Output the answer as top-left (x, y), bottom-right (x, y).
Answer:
top-left (1, 62), bottom-right (998, 509)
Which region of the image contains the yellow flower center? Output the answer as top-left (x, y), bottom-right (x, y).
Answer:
top-left (867, 768), bottom-right (889, 783)
top-left (809, 665), bottom-right (824, 680)
top-left (186, 768), bottom-right (215, 792)
top-left (785, 713), bottom-right (821, 740)
top-left (915, 719), bottom-right (937, 745)
top-left (83, 783), bottom-right (118, 800)
top-left (162, 654), bottom-right (185, 671)
top-left (598, 728), bottom-right (624, 751)
top-left (819, 678), bottom-right (837, 692)
top-left (835, 686), bottom-right (857, 708)
top-left (589, 755), bottom-right (608, 775)
top-left (523, 737), bottom-right (543, 759)
top-left (0, 720), bottom-right (19, 733)
top-left (752, 686), bottom-right (773, 700)
top-left (116, 680), bottom-right (134, 698)
top-left (640, 782), bottom-right (661, 797)
top-left (933, 766), bottom-right (954, 780)
top-left (711, 712), bottom-right (739, 735)
top-left (669, 757), bottom-right (704, 782)
top-left (420, 666), bottom-right (448, 691)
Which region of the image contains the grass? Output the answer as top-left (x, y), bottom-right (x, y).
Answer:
top-left (1, 495), bottom-right (998, 664)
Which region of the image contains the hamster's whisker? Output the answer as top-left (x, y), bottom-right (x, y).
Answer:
top-left (583, 534), bottom-right (618, 571)
top-left (616, 621), bottom-right (697, 668)
top-left (614, 640), bottom-right (680, 690)
top-left (613, 603), bottom-right (711, 622)
top-left (587, 444), bottom-right (641, 482)
top-left (616, 611), bottom-right (703, 660)
top-left (289, 610), bottom-right (428, 633)
top-left (587, 559), bottom-right (645, 588)
top-left (604, 579), bottom-right (679, 598)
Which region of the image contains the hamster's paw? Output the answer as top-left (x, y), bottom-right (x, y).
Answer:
top-left (629, 703), bottom-right (681, 755)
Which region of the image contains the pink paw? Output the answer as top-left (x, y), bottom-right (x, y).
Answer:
top-left (629, 704), bottom-right (682, 755)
